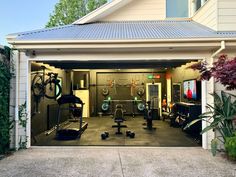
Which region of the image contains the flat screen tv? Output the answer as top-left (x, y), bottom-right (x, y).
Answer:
top-left (183, 80), bottom-right (197, 100)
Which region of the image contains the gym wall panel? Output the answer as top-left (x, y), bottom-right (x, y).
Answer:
top-left (170, 61), bottom-right (200, 103)
top-left (31, 63), bottom-right (70, 136)
top-left (95, 71), bottom-right (166, 115)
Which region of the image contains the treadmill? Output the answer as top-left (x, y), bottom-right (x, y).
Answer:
top-left (56, 94), bottom-right (88, 140)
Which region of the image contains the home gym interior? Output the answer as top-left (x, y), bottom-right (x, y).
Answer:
top-left (30, 59), bottom-right (203, 146)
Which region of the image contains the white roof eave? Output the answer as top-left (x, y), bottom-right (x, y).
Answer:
top-left (7, 37), bottom-right (236, 44)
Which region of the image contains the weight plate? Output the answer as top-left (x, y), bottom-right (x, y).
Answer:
top-left (101, 102), bottom-right (109, 112)
top-left (137, 103), bottom-right (145, 111)
top-left (137, 87), bottom-right (145, 96)
top-left (102, 88), bottom-right (109, 96)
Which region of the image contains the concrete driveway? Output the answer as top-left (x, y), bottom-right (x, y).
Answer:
top-left (0, 147), bottom-right (235, 177)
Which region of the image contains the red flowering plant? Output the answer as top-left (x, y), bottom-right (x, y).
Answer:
top-left (185, 55), bottom-right (236, 158)
top-left (188, 55), bottom-right (236, 90)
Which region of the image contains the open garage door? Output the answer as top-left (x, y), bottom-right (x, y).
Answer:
top-left (30, 59), bottom-right (202, 147)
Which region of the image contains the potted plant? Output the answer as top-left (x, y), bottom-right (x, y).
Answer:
top-left (185, 55), bottom-right (236, 159)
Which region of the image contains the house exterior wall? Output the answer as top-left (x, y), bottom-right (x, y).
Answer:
top-left (218, 0), bottom-right (236, 31)
top-left (9, 51), bottom-right (17, 149)
top-left (18, 52), bottom-right (30, 149)
top-left (193, 0), bottom-right (236, 31)
top-left (192, 0), bottom-right (218, 30)
top-left (9, 51), bottom-right (30, 149)
top-left (102, 0), bottom-right (166, 21)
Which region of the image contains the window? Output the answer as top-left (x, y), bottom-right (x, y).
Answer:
top-left (196, 0), bottom-right (208, 11)
top-left (196, 0), bottom-right (201, 11)
top-left (166, 0), bottom-right (189, 18)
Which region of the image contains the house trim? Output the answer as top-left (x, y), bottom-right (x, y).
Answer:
top-left (8, 38), bottom-right (236, 45)
top-left (73, 0), bottom-right (133, 24)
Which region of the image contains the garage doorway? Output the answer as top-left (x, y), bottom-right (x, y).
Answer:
top-left (30, 59), bottom-right (203, 147)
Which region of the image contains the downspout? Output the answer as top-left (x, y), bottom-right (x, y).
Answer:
top-left (203, 41), bottom-right (226, 149)
top-left (211, 41), bottom-right (225, 59)
top-left (14, 50), bottom-right (20, 150)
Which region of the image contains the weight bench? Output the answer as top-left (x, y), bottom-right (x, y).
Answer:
top-left (112, 104), bottom-right (127, 134)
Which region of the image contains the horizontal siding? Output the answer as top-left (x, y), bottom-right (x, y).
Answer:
top-left (218, 16), bottom-right (236, 23)
top-left (102, 0), bottom-right (166, 21)
top-left (219, 8), bottom-right (236, 16)
top-left (218, 24), bottom-right (236, 31)
top-left (218, 1), bottom-right (236, 8)
top-left (192, 0), bottom-right (217, 30)
top-left (218, 0), bottom-right (236, 31)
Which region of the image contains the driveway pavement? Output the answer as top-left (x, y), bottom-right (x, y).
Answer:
top-left (0, 147), bottom-right (235, 177)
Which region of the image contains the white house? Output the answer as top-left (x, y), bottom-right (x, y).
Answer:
top-left (6, 0), bottom-right (236, 149)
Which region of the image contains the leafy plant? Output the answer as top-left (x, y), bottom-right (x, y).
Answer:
top-left (186, 55), bottom-right (236, 158)
top-left (211, 138), bottom-right (218, 156)
top-left (185, 91), bottom-right (236, 140)
top-left (0, 47), bottom-right (13, 155)
top-left (188, 55), bottom-right (236, 90)
top-left (19, 136), bottom-right (27, 150)
top-left (18, 102), bottom-right (28, 149)
top-left (225, 133), bottom-right (236, 160)
top-left (19, 102), bottom-right (27, 128)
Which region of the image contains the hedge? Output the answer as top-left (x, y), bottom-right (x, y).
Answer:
top-left (0, 47), bottom-right (12, 154)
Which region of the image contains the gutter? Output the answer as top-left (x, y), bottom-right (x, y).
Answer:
top-left (6, 38), bottom-right (236, 45)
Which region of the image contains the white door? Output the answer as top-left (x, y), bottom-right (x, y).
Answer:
top-left (74, 90), bottom-right (90, 118)
top-left (146, 83), bottom-right (162, 116)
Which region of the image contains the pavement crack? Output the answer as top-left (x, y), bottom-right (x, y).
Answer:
top-left (118, 150), bottom-right (125, 177)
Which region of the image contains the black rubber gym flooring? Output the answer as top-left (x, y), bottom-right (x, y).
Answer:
top-left (32, 116), bottom-right (200, 147)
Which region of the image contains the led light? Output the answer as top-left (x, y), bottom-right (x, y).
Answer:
top-left (147, 75), bottom-right (153, 79)
top-left (147, 75), bottom-right (161, 79)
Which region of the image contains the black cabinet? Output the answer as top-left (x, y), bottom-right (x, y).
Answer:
top-left (176, 102), bottom-right (202, 141)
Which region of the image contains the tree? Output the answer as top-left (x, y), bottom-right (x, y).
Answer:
top-left (87, 0), bottom-right (107, 12)
top-left (46, 0), bottom-right (107, 28)
top-left (187, 55), bottom-right (236, 90)
top-left (0, 46), bottom-right (12, 155)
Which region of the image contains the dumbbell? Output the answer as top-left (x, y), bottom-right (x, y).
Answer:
top-left (126, 130), bottom-right (131, 137)
top-left (126, 130), bottom-right (135, 138)
top-left (101, 132), bottom-right (109, 140)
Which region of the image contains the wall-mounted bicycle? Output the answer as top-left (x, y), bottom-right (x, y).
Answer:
top-left (31, 66), bottom-right (62, 99)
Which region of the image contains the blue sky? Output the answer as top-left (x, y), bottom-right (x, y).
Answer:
top-left (0, 0), bottom-right (59, 46)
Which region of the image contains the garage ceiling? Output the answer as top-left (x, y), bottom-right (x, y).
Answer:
top-left (40, 59), bottom-right (196, 70)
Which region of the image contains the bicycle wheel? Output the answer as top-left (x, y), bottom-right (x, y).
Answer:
top-left (45, 80), bottom-right (62, 99)
top-left (31, 74), bottom-right (44, 97)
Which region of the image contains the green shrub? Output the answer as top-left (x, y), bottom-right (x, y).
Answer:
top-left (225, 134), bottom-right (236, 160)
top-left (0, 47), bottom-right (12, 154)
